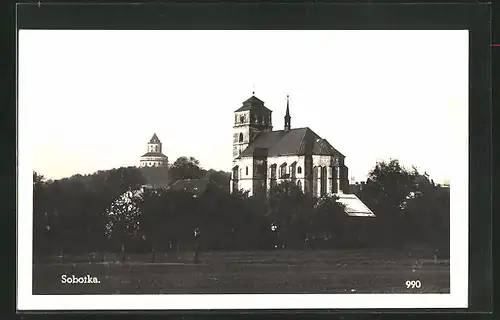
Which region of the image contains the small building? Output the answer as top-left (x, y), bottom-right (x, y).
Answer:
top-left (168, 178), bottom-right (223, 197)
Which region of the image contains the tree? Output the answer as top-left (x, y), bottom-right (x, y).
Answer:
top-left (357, 159), bottom-right (420, 247)
top-left (309, 195), bottom-right (347, 248)
top-left (360, 160), bottom-right (419, 213)
top-left (204, 169), bottom-right (231, 191)
top-left (104, 189), bottom-right (144, 261)
top-left (403, 175), bottom-right (450, 256)
top-left (169, 156), bottom-right (205, 183)
top-left (266, 180), bottom-right (314, 248)
top-left (357, 159), bottom-right (450, 254)
top-left (138, 188), bottom-right (171, 261)
top-left (33, 172), bottom-right (51, 257)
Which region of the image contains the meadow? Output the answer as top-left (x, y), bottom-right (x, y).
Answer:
top-left (33, 249), bottom-right (450, 294)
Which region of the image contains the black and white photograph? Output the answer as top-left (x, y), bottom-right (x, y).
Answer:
top-left (18, 27), bottom-right (471, 310)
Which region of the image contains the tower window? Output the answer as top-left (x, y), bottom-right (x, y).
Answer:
top-left (246, 166), bottom-right (249, 175)
top-left (240, 115), bottom-right (245, 123)
top-left (239, 133), bottom-right (243, 142)
top-left (297, 180), bottom-right (302, 188)
top-left (297, 166), bottom-right (302, 174)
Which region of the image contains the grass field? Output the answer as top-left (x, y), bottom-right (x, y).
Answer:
top-left (33, 249), bottom-right (450, 294)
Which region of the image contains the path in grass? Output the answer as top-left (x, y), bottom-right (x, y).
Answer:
top-left (33, 250), bottom-right (450, 294)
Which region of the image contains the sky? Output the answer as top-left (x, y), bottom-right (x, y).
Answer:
top-left (19, 30), bottom-right (468, 183)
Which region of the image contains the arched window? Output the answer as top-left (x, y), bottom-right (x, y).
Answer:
top-left (246, 166), bottom-right (249, 175)
top-left (240, 115), bottom-right (245, 123)
top-left (297, 180), bottom-right (302, 188)
top-left (239, 133), bottom-right (244, 142)
top-left (297, 166), bottom-right (302, 174)
top-left (280, 163), bottom-right (287, 177)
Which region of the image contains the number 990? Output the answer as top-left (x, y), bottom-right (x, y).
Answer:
top-left (405, 280), bottom-right (421, 289)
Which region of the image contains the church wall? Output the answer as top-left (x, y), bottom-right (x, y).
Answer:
top-left (266, 155), bottom-right (306, 195)
top-left (312, 155), bottom-right (335, 167)
top-left (294, 178), bottom-right (305, 192)
top-left (267, 155), bottom-right (306, 179)
top-left (312, 155), bottom-right (344, 196)
top-left (239, 179), bottom-right (254, 196)
top-left (231, 157), bottom-right (254, 195)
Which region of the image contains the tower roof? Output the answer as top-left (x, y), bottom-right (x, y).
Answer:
top-left (234, 95), bottom-right (272, 112)
top-left (285, 95), bottom-right (290, 117)
top-left (284, 94), bottom-right (291, 131)
top-left (149, 133), bottom-right (161, 144)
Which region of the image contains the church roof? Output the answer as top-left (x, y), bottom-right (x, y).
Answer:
top-left (239, 127), bottom-right (345, 158)
top-left (149, 133), bottom-right (161, 144)
top-left (234, 95), bottom-right (272, 113)
top-left (140, 152), bottom-right (168, 158)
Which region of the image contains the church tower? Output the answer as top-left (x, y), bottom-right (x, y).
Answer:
top-left (232, 93), bottom-right (273, 159)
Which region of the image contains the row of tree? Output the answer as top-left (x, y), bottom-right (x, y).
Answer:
top-left (33, 158), bottom-right (450, 260)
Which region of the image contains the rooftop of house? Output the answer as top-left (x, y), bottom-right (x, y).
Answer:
top-left (336, 193), bottom-right (376, 217)
top-left (168, 178), bottom-right (222, 194)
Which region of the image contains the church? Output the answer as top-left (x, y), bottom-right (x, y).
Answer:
top-left (230, 94), bottom-right (350, 198)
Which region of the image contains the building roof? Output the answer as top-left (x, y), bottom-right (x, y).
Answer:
top-left (168, 178), bottom-right (221, 194)
top-left (336, 193), bottom-right (376, 217)
top-left (149, 133), bottom-right (161, 144)
top-left (239, 127), bottom-right (345, 158)
top-left (234, 95), bottom-right (272, 113)
top-left (140, 152), bottom-right (168, 158)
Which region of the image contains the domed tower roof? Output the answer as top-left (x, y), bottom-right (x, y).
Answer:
top-left (149, 133), bottom-right (161, 144)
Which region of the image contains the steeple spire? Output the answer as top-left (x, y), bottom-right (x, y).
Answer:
top-left (284, 94), bottom-right (291, 131)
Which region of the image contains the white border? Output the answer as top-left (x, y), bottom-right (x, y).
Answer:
top-left (16, 28), bottom-right (469, 310)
